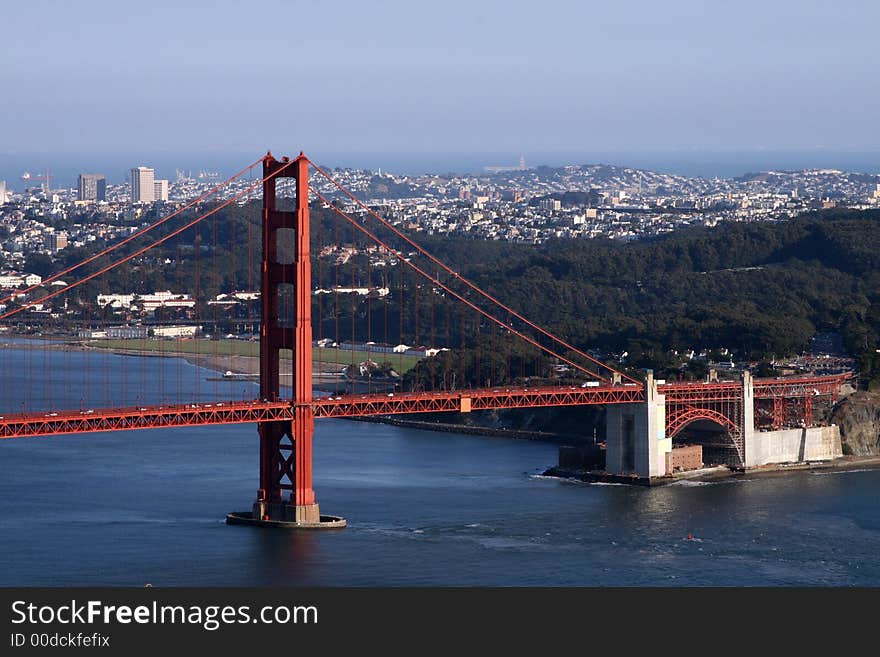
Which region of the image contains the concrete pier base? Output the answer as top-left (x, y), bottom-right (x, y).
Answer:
top-left (589, 369), bottom-right (843, 482)
top-left (226, 512), bottom-right (346, 529)
top-left (253, 500), bottom-right (321, 524)
top-left (605, 372), bottom-right (669, 478)
top-left (226, 501), bottom-right (346, 529)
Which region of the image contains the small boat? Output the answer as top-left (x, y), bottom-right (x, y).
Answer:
top-left (222, 370), bottom-right (251, 380)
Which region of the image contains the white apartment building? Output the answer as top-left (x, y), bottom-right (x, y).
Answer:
top-left (153, 179), bottom-right (169, 202)
top-left (131, 166), bottom-right (155, 203)
top-left (0, 272), bottom-right (42, 288)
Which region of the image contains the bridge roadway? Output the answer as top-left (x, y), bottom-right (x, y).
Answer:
top-left (0, 373), bottom-right (848, 440)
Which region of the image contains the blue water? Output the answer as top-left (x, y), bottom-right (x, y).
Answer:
top-left (1, 346), bottom-right (879, 586)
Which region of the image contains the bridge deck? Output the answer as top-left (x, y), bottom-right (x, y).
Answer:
top-left (0, 385), bottom-right (643, 439)
top-left (0, 374), bottom-right (850, 440)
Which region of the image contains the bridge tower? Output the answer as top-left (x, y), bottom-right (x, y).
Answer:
top-left (228, 152), bottom-right (344, 528)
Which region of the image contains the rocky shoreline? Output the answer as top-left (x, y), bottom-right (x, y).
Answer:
top-left (830, 391), bottom-right (880, 455)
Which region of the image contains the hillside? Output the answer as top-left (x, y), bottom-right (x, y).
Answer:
top-left (17, 204), bottom-right (880, 387)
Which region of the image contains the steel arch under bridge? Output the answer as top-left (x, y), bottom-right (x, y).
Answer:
top-left (666, 405), bottom-right (745, 465)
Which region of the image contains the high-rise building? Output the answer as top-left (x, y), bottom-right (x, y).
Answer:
top-left (77, 174), bottom-right (106, 202)
top-left (153, 179), bottom-right (169, 202)
top-left (130, 166), bottom-right (155, 203)
top-left (45, 231), bottom-right (68, 253)
top-left (0, 180), bottom-right (7, 205)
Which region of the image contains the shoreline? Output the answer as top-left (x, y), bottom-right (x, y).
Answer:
top-left (543, 454), bottom-right (880, 487)
top-left (1, 338), bottom-right (348, 385)
top-left (1, 337), bottom-right (401, 396)
top-left (350, 415), bottom-right (582, 443)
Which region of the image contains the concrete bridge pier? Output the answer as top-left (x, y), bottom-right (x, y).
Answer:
top-left (605, 372), bottom-right (670, 479)
top-left (604, 369), bottom-right (843, 480)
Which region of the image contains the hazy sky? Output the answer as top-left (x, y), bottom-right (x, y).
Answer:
top-left (2, 0), bottom-right (878, 158)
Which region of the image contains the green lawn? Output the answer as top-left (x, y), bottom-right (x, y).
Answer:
top-left (86, 338), bottom-right (421, 372)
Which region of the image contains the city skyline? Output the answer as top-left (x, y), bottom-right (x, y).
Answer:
top-left (3, 147), bottom-right (880, 194)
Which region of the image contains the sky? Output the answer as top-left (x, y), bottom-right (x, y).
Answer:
top-left (2, 0), bottom-right (879, 164)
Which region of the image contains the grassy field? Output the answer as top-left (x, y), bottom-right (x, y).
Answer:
top-left (86, 338), bottom-right (422, 372)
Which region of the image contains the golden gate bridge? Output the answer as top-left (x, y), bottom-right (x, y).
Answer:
top-left (0, 152), bottom-right (850, 528)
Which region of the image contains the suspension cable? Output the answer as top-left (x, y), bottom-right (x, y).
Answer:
top-left (309, 161), bottom-right (638, 384)
top-left (311, 187), bottom-right (608, 382)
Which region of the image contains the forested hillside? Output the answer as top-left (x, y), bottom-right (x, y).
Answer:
top-left (20, 204), bottom-right (880, 387)
top-left (416, 208), bottom-right (880, 385)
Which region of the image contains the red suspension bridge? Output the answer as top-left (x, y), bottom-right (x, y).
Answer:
top-left (0, 152), bottom-right (850, 527)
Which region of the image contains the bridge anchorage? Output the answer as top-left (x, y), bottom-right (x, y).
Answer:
top-left (226, 154), bottom-right (345, 529)
top-left (602, 370), bottom-right (848, 480)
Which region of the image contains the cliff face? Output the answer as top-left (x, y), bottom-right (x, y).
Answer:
top-left (830, 392), bottom-right (880, 456)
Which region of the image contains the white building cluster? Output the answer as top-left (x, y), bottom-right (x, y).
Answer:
top-left (0, 271), bottom-right (42, 289)
top-left (96, 290), bottom-right (196, 312)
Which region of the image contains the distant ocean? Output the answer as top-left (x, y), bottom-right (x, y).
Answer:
top-left (1, 150), bottom-right (879, 191)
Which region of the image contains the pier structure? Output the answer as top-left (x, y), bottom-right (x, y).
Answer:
top-left (605, 371), bottom-right (843, 480)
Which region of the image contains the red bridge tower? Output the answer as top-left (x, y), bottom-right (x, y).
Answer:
top-left (228, 153), bottom-right (344, 528)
